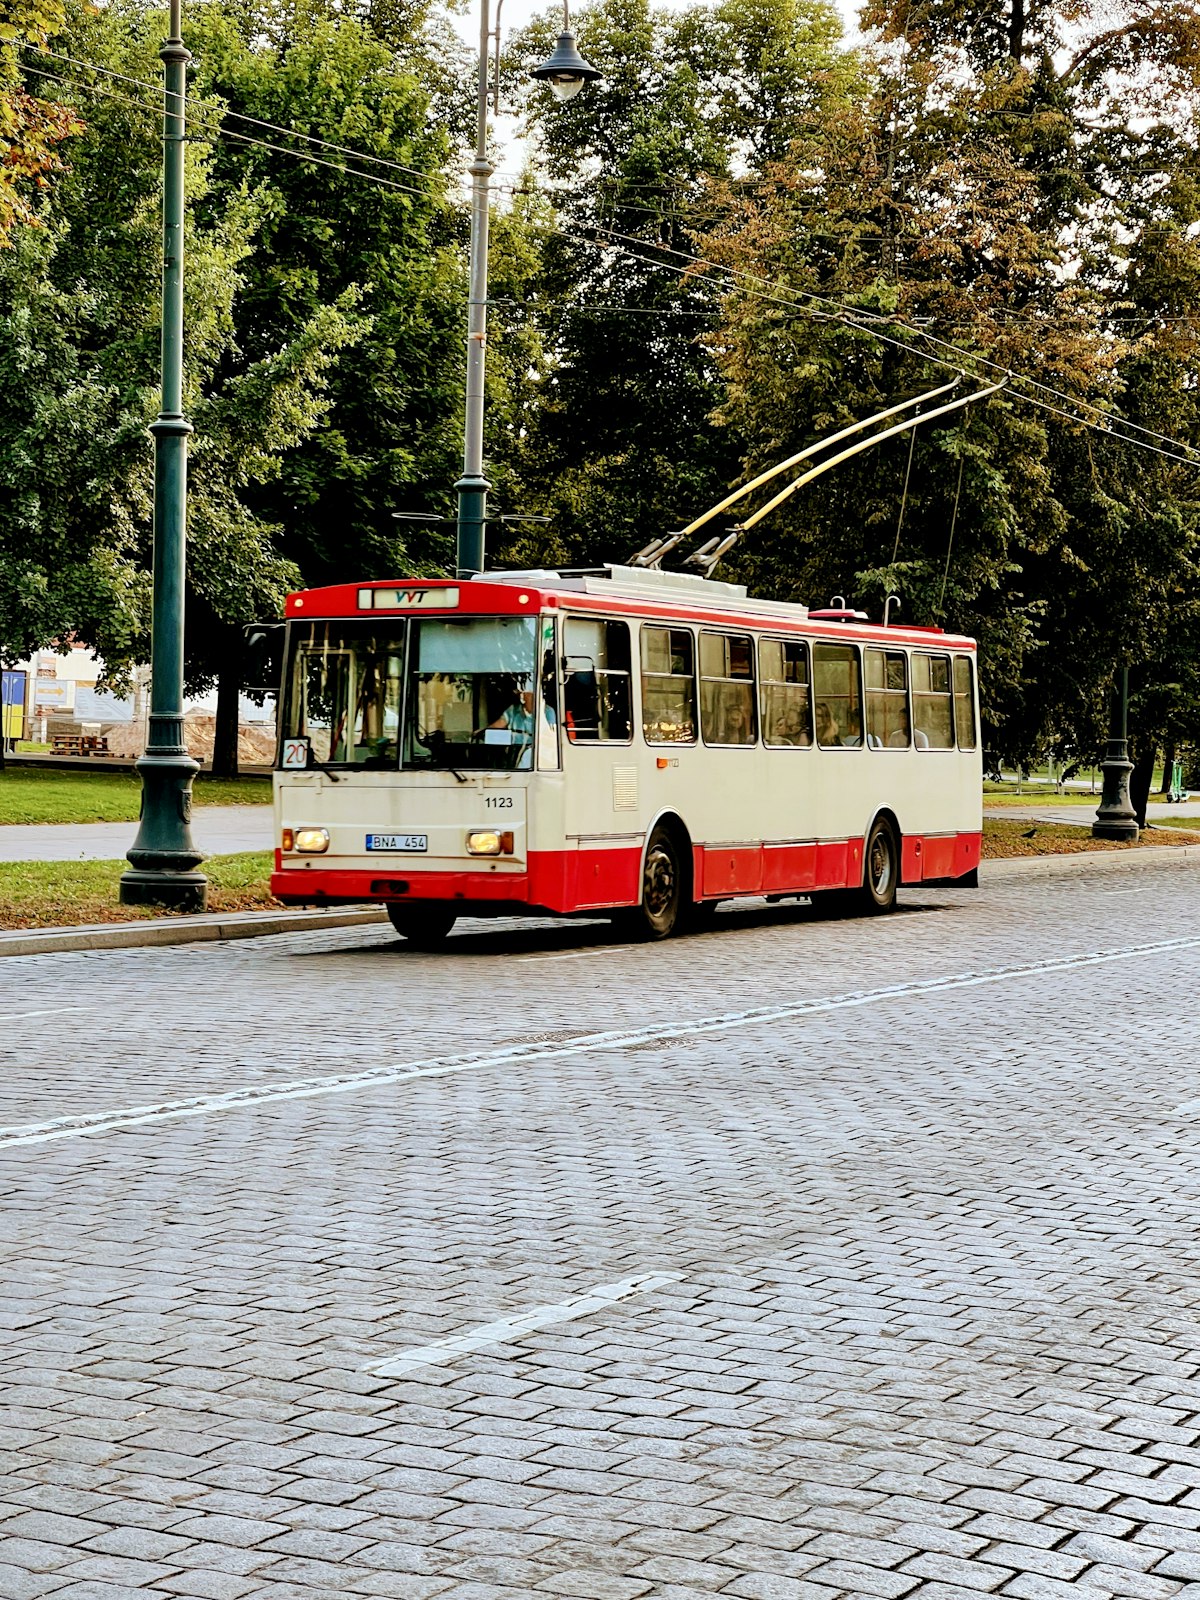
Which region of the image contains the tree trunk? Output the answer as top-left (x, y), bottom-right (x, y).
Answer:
top-left (1008, 0), bottom-right (1026, 59)
top-left (1160, 739), bottom-right (1176, 797)
top-left (1130, 740), bottom-right (1156, 830)
top-left (213, 659), bottom-right (241, 779)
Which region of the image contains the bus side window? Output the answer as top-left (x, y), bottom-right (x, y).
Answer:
top-left (813, 642), bottom-right (862, 747)
top-left (563, 618), bottom-right (632, 743)
top-left (865, 648), bottom-right (911, 749)
top-left (954, 655), bottom-right (977, 749)
top-left (912, 653), bottom-right (954, 749)
top-left (700, 633), bottom-right (756, 746)
top-left (641, 626), bottom-right (696, 744)
top-left (760, 638), bottom-right (811, 746)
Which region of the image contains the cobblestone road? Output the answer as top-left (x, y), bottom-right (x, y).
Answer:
top-left (4, 859), bottom-right (1200, 1600)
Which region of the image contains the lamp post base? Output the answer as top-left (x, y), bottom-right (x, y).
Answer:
top-left (119, 867), bottom-right (210, 911)
top-left (119, 736), bottom-right (208, 911)
top-left (1092, 752), bottom-right (1139, 841)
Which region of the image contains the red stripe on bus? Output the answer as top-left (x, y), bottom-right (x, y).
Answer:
top-left (270, 832), bottom-right (982, 912)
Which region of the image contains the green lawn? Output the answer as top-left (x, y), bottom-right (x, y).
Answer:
top-left (0, 767), bottom-right (272, 825)
top-left (0, 852), bottom-right (275, 929)
top-left (981, 818), bottom-right (1196, 856)
top-left (1146, 816), bottom-right (1200, 834)
top-left (983, 787), bottom-right (1100, 806)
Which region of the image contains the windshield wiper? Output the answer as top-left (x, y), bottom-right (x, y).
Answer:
top-left (307, 756), bottom-right (343, 783)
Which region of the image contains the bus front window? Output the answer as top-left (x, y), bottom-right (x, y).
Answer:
top-left (405, 617), bottom-right (539, 771)
top-left (284, 626), bottom-right (405, 767)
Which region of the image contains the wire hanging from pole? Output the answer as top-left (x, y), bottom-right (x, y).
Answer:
top-left (891, 425), bottom-right (917, 567)
top-left (939, 449), bottom-right (967, 616)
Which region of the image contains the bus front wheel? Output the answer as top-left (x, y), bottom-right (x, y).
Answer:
top-left (386, 903), bottom-right (457, 948)
top-left (624, 826), bottom-right (684, 940)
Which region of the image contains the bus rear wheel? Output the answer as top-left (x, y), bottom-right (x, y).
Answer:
top-left (860, 817), bottom-right (899, 914)
top-left (386, 903), bottom-right (457, 948)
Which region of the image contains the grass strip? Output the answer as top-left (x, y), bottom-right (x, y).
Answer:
top-left (981, 817), bottom-right (1197, 858)
top-left (0, 769), bottom-right (271, 825)
top-left (0, 853), bottom-right (276, 929)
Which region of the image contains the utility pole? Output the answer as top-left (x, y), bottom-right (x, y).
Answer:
top-left (454, 0), bottom-right (599, 579)
top-left (120, 0), bottom-right (208, 912)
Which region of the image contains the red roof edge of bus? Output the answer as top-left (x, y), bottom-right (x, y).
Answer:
top-left (284, 578), bottom-right (975, 650)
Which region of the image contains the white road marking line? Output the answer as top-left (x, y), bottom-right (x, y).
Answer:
top-left (8, 1006), bottom-right (87, 1022)
top-left (4, 932), bottom-right (1200, 1153)
top-left (371, 1272), bottom-right (678, 1378)
top-left (514, 948), bottom-right (612, 963)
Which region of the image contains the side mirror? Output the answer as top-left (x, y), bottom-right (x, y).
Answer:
top-left (243, 623), bottom-right (284, 693)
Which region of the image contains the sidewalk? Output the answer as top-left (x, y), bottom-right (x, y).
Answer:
top-left (0, 804), bottom-right (271, 861)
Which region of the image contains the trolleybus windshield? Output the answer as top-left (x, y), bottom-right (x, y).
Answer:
top-left (405, 616), bottom-right (539, 772)
top-left (283, 616), bottom-right (540, 771)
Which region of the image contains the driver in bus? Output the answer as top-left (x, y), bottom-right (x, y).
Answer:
top-left (489, 685), bottom-right (535, 740)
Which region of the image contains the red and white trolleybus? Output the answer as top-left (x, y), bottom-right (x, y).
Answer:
top-left (270, 564), bottom-right (982, 943)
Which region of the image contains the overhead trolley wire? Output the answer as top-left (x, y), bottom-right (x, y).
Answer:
top-left (24, 44), bottom-right (450, 191)
top-left (587, 224), bottom-right (1200, 467)
top-left (20, 62), bottom-right (445, 202)
top-left (24, 49), bottom-right (1200, 470)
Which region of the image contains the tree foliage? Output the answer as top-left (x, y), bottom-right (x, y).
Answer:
top-left (0, 0), bottom-right (79, 237)
top-left (3, 0), bottom-right (1200, 783)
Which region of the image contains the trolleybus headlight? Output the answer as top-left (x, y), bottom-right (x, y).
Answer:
top-left (294, 827), bottom-right (330, 853)
top-left (467, 830), bottom-right (513, 856)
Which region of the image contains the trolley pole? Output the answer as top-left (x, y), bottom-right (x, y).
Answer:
top-left (120, 0), bottom-right (208, 911)
top-left (1092, 665), bottom-right (1139, 840)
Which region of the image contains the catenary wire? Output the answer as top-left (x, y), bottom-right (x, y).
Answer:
top-left (20, 63), bottom-right (444, 202)
top-left (590, 224), bottom-right (1200, 464)
top-left (24, 44), bottom-right (450, 190)
top-left (24, 59), bottom-right (1200, 469)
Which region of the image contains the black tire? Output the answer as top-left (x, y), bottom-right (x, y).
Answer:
top-left (385, 903), bottom-right (457, 948)
top-left (860, 817), bottom-right (899, 914)
top-left (624, 825), bottom-right (685, 940)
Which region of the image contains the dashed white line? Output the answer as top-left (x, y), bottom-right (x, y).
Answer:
top-left (371, 1272), bottom-right (678, 1378)
top-left (3, 933), bottom-right (1200, 1154)
top-left (8, 1006), bottom-right (87, 1023)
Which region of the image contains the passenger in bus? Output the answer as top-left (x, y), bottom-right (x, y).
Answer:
top-left (778, 704), bottom-right (810, 746)
top-left (816, 703), bottom-right (841, 745)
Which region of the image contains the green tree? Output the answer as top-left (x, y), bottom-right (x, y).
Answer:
top-left (4, 0), bottom-right (359, 770)
top-left (701, 0), bottom-right (1200, 776)
top-left (0, 0), bottom-right (78, 238)
top-left (185, 0), bottom-right (467, 590)
top-left (491, 0), bottom-right (854, 569)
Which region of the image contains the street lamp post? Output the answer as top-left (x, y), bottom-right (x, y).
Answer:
top-left (1092, 665), bottom-right (1139, 840)
top-left (120, 0), bottom-right (208, 911)
top-left (454, 0), bottom-right (599, 579)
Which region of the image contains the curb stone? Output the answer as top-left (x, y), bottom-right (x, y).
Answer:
top-left (0, 905), bottom-right (387, 958)
top-left (981, 842), bottom-right (1200, 881)
top-left (0, 843), bottom-right (1196, 957)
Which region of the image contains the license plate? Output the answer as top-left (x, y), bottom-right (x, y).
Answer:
top-left (366, 834), bottom-right (428, 852)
